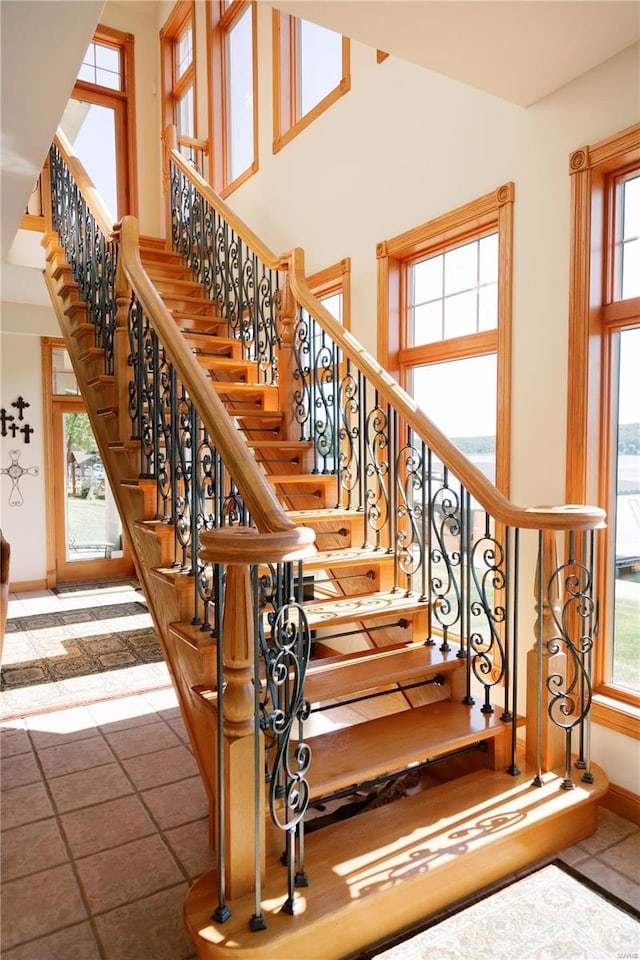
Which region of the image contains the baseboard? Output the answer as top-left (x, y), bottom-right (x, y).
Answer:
top-left (8, 578), bottom-right (47, 592)
top-left (599, 782), bottom-right (640, 825)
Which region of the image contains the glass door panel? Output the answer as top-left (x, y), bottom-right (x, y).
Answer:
top-left (60, 97), bottom-right (119, 220)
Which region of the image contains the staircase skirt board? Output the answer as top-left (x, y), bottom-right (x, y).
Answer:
top-left (184, 760), bottom-right (606, 960)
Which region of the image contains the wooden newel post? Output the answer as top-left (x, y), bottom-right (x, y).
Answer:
top-left (526, 529), bottom-right (565, 772)
top-left (276, 274), bottom-right (301, 445)
top-left (199, 525), bottom-right (315, 904)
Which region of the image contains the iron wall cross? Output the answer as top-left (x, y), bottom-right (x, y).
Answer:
top-left (1, 449), bottom-right (39, 506)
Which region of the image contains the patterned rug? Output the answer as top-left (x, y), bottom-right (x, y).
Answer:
top-left (1, 593), bottom-right (171, 719)
top-left (360, 862), bottom-right (639, 960)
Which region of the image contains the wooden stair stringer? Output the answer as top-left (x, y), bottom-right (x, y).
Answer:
top-left (184, 757), bottom-right (608, 960)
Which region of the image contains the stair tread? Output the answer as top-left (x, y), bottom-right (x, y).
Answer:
top-left (296, 589), bottom-right (426, 630)
top-left (267, 473), bottom-right (336, 485)
top-left (305, 640), bottom-right (461, 703)
top-left (306, 700), bottom-right (512, 799)
top-left (185, 758), bottom-right (606, 960)
top-left (296, 545), bottom-right (388, 570)
top-left (287, 507), bottom-right (363, 522)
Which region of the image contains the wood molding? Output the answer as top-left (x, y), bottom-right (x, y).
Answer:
top-left (376, 50), bottom-right (389, 64)
top-left (19, 214), bottom-right (45, 232)
top-left (599, 781), bottom-right (640, 825)
top-left (9, 579), bottom-right (48, 592)
top-left (592, 695), bottom-right (640, 740)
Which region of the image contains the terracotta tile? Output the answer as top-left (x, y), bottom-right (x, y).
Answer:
top-left (37, 735), bottom-right (114, 779)
top-left (93, 883), bottom-right (194, 960)
top-left (1, 751), bottom-right (41, 792)
top-left (26, 705), bottom-right (97, 749)
top-left (1, 817), bottom-right (68, 881)
top-left (74, 834), bottom-right (184, 913)
top-left (557, 842), bottom-right (592, 867)
top-left (164, 817), bottom-right (215, 881)
top-left (104, 719), bottom-right (181, 760)
top-left (577, 857), bottom-right (640, 912)
top-left (0, 724), bottom-right (29, 757)
top-left (60, 794), bottom-right (156, 859)
top-left (48, 762), bottom-right (132, 813)
top-left (1, 779), bottom-right (53, 830)
top-left (0, 864), bottom-right (87, 952)
top-left (141, 775), bottom-right (209, 830)
top-left (598, 831), bottom-right (640, 882)
top-left (143, 687), bottom-right (180, 713)
top-left (123, 744), bottom-right (199, 790)
top-left (166, 716), bottom-right (191, 744)
top-left (2, 921), bottom-right (102, 960)
top-left (578, 807), bottom-right (639, 854)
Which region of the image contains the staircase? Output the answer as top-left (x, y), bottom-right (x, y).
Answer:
top-left (41, 129), bottom-right (607, 960)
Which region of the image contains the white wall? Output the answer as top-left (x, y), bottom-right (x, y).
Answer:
top-left (0, 304), bottom-right (59, 584)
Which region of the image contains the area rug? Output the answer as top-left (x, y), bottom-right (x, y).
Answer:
top-left (1, 594), bottom-right (171, 720)
top-left (364, 862), bottom-right (639, 960)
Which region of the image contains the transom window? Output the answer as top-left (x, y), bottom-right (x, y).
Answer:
top-left (78, 40), bottom-right (121, 91)
top-left (408, 233), bottom-right (498, 346)
top-left (161, 2), bottom-right (198, 158)
top-left (615, 173), bottom-right (640, 301)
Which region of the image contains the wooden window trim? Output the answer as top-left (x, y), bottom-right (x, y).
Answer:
top-left (207, 0), bottom-right (258, 196)
top-left (307, 258), bottom-right (351, 330)
top-left (161, 1), bottom-right (198, 140)
top-left (377, 184), bottom-right (514, 496)
top-left (272, 9), bottom-right (350, 155)
top-left (566, 123), bottom-right (640, 732)
top-left (68, 24), bottom-right (137, 218)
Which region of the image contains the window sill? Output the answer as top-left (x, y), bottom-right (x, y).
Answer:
top-left (592, 691), bottom-right (640, 740)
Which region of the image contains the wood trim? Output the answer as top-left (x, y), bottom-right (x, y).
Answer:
top-left (307, 258), bottom-right (351, 331)
top-left (19, 214), bottom-right (45, 232)
top-left (272, 11), bottom-right (350, 154)
top-left (208, 1), bottom-right (258, 196)
top-left (376, 50), bottom-right (389, 64)
top-left (41, 337), bottom-right (59, 589)
top-left (399, 330), bottom-right (497, 368)
top-left (8, 579), bottom-right (48, 592)
top-left (565, 125), bottom-right (640, 727)
top-left (599, 781), bottom-right (640, 824)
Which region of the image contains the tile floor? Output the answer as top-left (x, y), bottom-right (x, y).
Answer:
top-left (1, 589), bottom-right (639, 959)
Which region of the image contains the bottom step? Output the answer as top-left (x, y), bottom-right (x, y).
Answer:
top-left (185, 756), bottom-right (607, 959)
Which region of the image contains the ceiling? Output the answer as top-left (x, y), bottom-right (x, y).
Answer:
top-left (1, 0), bottom-right (638, 300)
top-left (274, 1), bottom-right (640, 106)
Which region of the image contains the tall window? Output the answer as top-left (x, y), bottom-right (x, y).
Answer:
top-left (208, 0), bottom-right (258, 195)
top-left (567, 126), bottom-right (640, 731)
top-left (59, 25), bottom-right (137, 220)
top-left (161, 2), bottom-right (197, 158)
top-left (377, 185), bottom-right (514, 494)
top-left (273, 10), bottom-right (350, 154)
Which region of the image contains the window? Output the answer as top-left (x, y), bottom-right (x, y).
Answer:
top-left (308, 258), bottom-right (351, 331)
top-left (161, 2), bottom-right (198, 159)
top-left (377, 185), bottom-right (514, 494)
top-left (59, 25), bottom-right (137, 220)
top-left (567, 125), bottom-right (640, 734)
top-left (272, 10), bottom-right (350, 154)
top-left (208, 1), bottom-right (258, 194)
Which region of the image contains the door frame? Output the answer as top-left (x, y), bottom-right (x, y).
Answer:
top-left (42, 338), bottom-right (134, 587)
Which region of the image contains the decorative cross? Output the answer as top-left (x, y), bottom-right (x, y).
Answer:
top-left (11, 396), bottom-right (30, 421)
top-left (20, 423), bottom-right (34, 444)
top-left (1, 449), bottom-right (39, 506)
top-left (0, 408), bottom-right (15, 437)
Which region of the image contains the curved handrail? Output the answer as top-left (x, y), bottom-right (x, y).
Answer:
top-left (166, 129), bottom-right (605, 533)
top-left (53, 130), bottom-right (313, 545)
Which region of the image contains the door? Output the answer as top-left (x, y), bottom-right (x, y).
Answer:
top-left (52, 399), bottom-right (133, 584)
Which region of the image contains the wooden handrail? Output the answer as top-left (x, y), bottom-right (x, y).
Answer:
top-left (53, 129), bottom-right (313, 545)
top-left (166, 127), bottom-right (605, 534)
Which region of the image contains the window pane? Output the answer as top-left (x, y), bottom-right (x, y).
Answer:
top-left (411, 353), bottom-right (497, 483)
top-left (176, 24), bottom-right (193, 79)
top-left (616, 174), bottom-right (640, 300)
top-left (411, 301), bottom-right (442, 346)
top-left (227, 6), bottom-right (254, 182)
top-left (297, 19), bottom-right (342, 117)
top-left (60, 99), bottom-right (118, 221)
top-left (612, 325), bottom-right (640, 692)
top-left (444, 241), bottom-right (477, 296)
top-left (444, 290), bottom-right (476, 339)
top-left (479, 233), bottom-right (498, 284)
top-left (320, 291), bottom-right (342, 324)
top-left (52, 348), bottom-right (80, 396)
top-left (177, 86), bottom-right (194, 139)
top-left (412, 254), bottom-right (443, 305)
top-left (478, 283), bottom-right (498, 331)
top-left (78, 41), bottom-right (121, 90)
